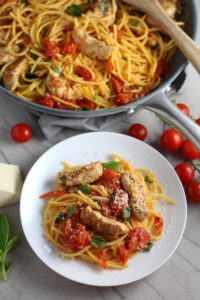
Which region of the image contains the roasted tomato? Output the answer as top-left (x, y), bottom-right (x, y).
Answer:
top-left (35, 95), bottom-right (55, 107)
top-left (60, 39), bottom-right (78, 55)
top-left (111, 75), bottom-right (124, 93)
top-left (126, 227), bottom-right (151, 251)
top-left (42, 39), bottom-right (60, 59)
top-left (96, 169), bottom-right (121, 192)
top-left (40, 190), bottom-right (67, 199)
top-left (75, 66), bottom-right (93, 81)
top-left (78, 98), bottom-right (96, 110)
top-left (153, 216), bottom-right (163, 235)
top-left (110, 189), bottom-right (129, 217)
top-left (117, 92), bottom-right (134, 105)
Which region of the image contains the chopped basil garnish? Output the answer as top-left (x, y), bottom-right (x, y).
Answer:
top-left (103, 161), bottom-right (121, 171)
top-left (130, 19), bottom-right (139, 26)
top-left (51, 66), bottom-right (61, 74)
top-left (143, 242), bottom-right (153, 252)
top-left (144, 175), bottom-right (154, 184)
top-left (67, 205), bottom-right (77, 218)
top-left (78, 184), bottom-right (91, 194)
top-left (123, 207), bottom-right (131, 220)
top-left (25, 72), bottom-right (38, 79)
top-left (91, 235), bottom-right (106, 248)
top-left (55, 212), bottom-right (67, 224)
top-left (66, 5), bottom-right (83, 16)
top-left (110, 191), bottom-right (117, 203)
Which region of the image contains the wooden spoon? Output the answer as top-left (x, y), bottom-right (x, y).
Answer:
top-left (122, 0), bottom-right (200, 74)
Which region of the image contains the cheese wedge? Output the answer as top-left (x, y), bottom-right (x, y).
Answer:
top-left (0, 163), bottom-right (23, 207)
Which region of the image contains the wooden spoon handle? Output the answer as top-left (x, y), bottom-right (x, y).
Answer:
top-left (124, 0), bottom-right (200, 74)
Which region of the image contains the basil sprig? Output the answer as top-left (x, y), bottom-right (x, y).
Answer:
top-left (66, 5), bottom-right (83, 16)
top-left (78, 184), bottom-right (91, 194)
top-left (91, 235), bottom-right (106, 248)
top-left (143, 242), bottom-right (153, 252)
top-left (0, 212), bottom-right (21, 281)
top-left (103, 161), bottom-right (121, 171)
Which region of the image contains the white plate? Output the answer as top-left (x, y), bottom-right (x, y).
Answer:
top-left (20, 132), bottom-right (187, 286)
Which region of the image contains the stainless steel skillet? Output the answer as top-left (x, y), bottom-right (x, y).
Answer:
top-left (0, 0), bottom-right (200, 148)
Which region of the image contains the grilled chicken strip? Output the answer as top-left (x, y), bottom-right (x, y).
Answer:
top-left (57, 161), bottom-right (103, 187)
top-left (121, 171), bottom-right (148, 222)
top-left (0, 45), bottom-right (20, 65)
top-left (73, 29), bottom-right (114, 60)
top-left (2, 57), bottom-right (27, 91)
top-left (80, 206), bottom-right (129, 240)
top-left (46, 70), bottom-right (82, 100)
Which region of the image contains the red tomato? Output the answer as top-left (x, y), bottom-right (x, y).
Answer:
top-left (11, 123), bottom-right (33, 143)
top-left (96, 169), bottom-right (121, 192)
top-left (75, 66), bottom-right (93, 81)
top-left (35, 95), bottom-right (55, 107)
top-left (181, 139), bottom-right (200, 160)
top-left (78, 98), bottom-right (96, 110)
top-left (107, 61), bottom-right (114, 73)
top-left (118, 244), bottom-right (131, 264)
top-left (54, 101), bottom-right (68, 110)
top-left (195, 118), bottom-right (200, 126)
top-left (42, 39), bottom-right (60, 59)
top-left (177, 103), bottom-right (190, 116)
top-left (126, 227), bottom-right (151, 251)
top-left (111, 75), bottom-right (124, 93)
top-left (153, 216), bottom-right (163, 235)
top-left (128, 123), bottom-right (148, 141)
top-left (110, 189), bottom-right (129, 217)
top-left (117, 92), bottom-right (134, 105)
top-left (96, 250), bottom-right (107, 268)
top-left (160, 128), bottom-right (183, 152)
top-left (63, 219), bottom-right (91, 252)
top-left (155, 59), bottom-right (170, 78)
top-left (40, 190), bottom-right (67, 199)
top-left (185, 182), bottom-right (200, 203)
top-left (60, 39), bottom-right (78, 55)
top-left (175, 163), bottom-right (195, 185)
top-left (98, 200), bottom-right (112, 217)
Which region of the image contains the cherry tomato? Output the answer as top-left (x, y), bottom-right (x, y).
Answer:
top-left (40, 190), bottom-right (67, 199)
top-left (117, 92), bottom-right (134, 105)
top-left (111, 75), bottom-right (124, 93)
top-left (160, 128), bottom-right (183, 152)
top-left (177, 103), bottom-right (190, 116)
top-left (181, 139), bottom-right (200, 160)
top-left (78, 98), bottom-right (96, 110)
top-left (153, 216), bottom-right (163, 235)
top-left (11, 123), bottom-right (33, 143)
top-left (126, 227), bottom-right (151, 251)
top-left (155, 59), bottom-right (170, 78)
top-left (185, 182), bottom-right (200, 203)
top-left (35, 95), bottom-right (55, 108)
top-left (75, 66), bottom-right (93, 81)
top-left (128, 123), bottom-right (148, 141)
top-left (175, 162), bottom-right (195, 185)
top-left (195, 118), bottom-right (200, 126)
top-left (60, 39), bottom-right (78, 55)
top-left (41, 39), bottom-right (60, 59)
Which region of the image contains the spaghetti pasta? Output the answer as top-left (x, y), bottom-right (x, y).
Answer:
top-left (41, 154), bottom-right (174, 269)
top-left (0, 0), bottom-right (182, 110)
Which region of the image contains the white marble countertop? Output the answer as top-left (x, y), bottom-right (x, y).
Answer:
top-left (1, 3), bottom-right (200, 299)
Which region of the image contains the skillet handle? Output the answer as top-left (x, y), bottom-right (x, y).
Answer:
top-left (142, 92), bottom-right (200, 151)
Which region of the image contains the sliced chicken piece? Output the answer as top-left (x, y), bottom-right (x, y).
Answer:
top-left (57, 161), bottom-right (103, 187)
top-left (46, 70), bottom-right (82, 100)
top-left (121, 171), bottom-right (148, 222)
top-left (73, 28), bottom-right (114, 60)
top-left (80, 206), bottom-right (129, 240)
top-left (147, 0), bottom-right (177, 26)
top-left (2, 57), bottom-right (27, 91)
top-left (0, 45), bottom-right (20, 65)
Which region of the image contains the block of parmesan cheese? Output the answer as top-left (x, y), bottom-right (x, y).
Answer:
top-left (0, 163), bottom-right (23, 207)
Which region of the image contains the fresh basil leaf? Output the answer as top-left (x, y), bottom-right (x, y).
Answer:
top-left (67, 205), bottom-right (77, 218)
top-left (143, 242), bottom-right (153, 252)
top-left (123, 207), bottom-right (131, 220)
top-left (77, 107), bottom-right (89, 111)
top-left (144, 175), bottom-right (154, 184)
top-left (66, 5), bottom-right (83, 16)
top-left (51, 66), bottom-right (61, 74)
top-left (0, 212), bottom-right (9, 251)
top-left (55, 212), bottom-right (67, 224)
top-left (103, 161), bottom-right (121, 171)
top-left (5, 234), bottom-right (22, 254)
top-left (78, 184), bottom-right (91, 194)
top-left (91, 235), bottom-right (106, 248)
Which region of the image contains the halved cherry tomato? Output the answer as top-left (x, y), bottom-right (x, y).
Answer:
top-left (175, 162), bottom-right (195, 185)
top-left (155, 59), bottom-right (170, 78)
top-left (11, 123), bottom-right (33, 143)
top-left (111, 75), bottom-right (124, 93)
top-left (41, 39), bottom-right (60, 59)
top-left (96, 250), bottom-right (107, 268)
top-left (177, 103), bottom-right (190, 116)
top-left (117, 92), bottom-right (134, 105)
top-left (60, 39), bottom-right (78, 55)
top-left (126, 227), bottom-right (151, 251)
top-left (40, 190), bottom-right (67, 199)
top-left (78, 98), bottom-right (96, 110)
top-left (96, 169), bottom-right (121, 192)
top-left (153, 216), bottom-right (163, 235)
top-left (181, 139), bottom-right (200, 160)
top-left (35, 95), bottom-right (55, 107)
top-left (185, 182), bottom-right (200, 203)
top-left (75, 66), bottom-right (93, 81)
top-left (128, 123), bottom-right (148, 141)
top-left (118, 244), bottom-right (131, 264)
top-left (160, 128), bottom-right (183, 152)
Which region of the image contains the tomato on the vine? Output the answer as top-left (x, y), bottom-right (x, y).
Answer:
top-left (160, 128), bottom-right (183, 152)
top-left (128, 123), bottom-right (147, 141)
top-left (11, 123), bottom-right (33, 143)
top-left (177, 103), bottom-right (190, 116)
top-left (181, 139), bottom-right (200, 160)
top-left (175, 162), bottom-right (195, 185)
top-left (185, 182), bottom-right (200, 202)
